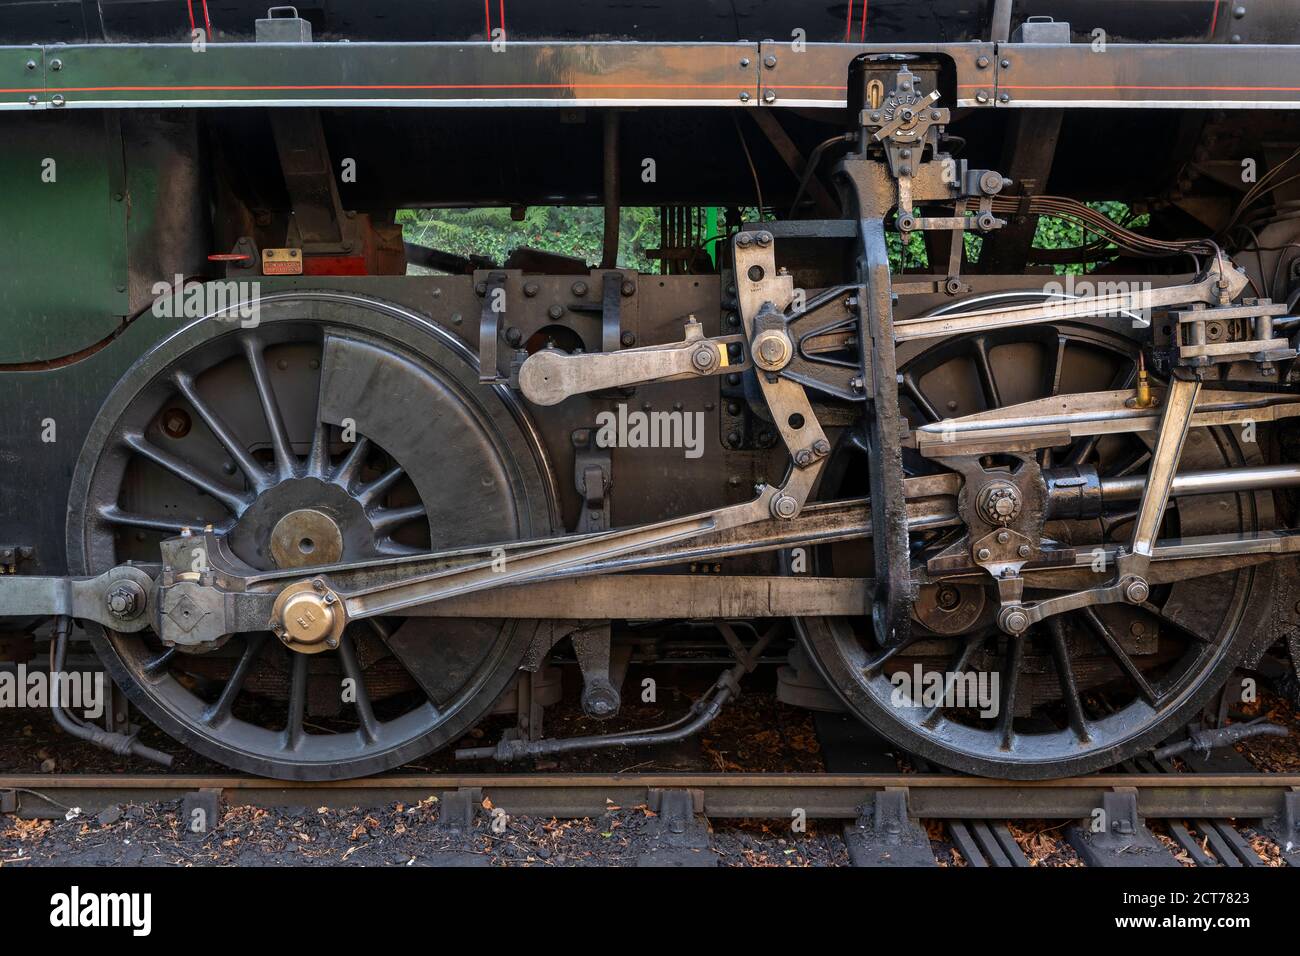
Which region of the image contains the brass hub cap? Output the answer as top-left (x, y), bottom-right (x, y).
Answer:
top-left (270, 579), bottom-right (347, 655)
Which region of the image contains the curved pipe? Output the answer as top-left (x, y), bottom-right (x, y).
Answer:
top-left (50, 617), bottom-right (173, 768)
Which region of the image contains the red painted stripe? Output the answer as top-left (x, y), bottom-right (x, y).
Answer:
top-left (845, 0), bottom-right (853, 42)
top-left (484, 0), bottom-right (491, 37)
top-left (499, 0), bottom-right (506, 40)
top-left (185, 0), bottom-right (195, 33)
top-left (32, 82), bottom-right (752, 92)
top-left (860, 0), bottom-right (867, 42)
top-left (201, 0), bottom-right (212, 37)
top-left (1208, 0), bottom-right (1221, 37)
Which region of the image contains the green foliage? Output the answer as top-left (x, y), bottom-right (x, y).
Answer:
top-left (398, 206), bottom-right (662, 272)
top-left (400, 201), bottom-right (1148, 276)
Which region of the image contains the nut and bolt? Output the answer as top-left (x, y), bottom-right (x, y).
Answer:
top-left (1002, 608), bottom-right (1030, 634)
top-left (105, 582), bottom-right (145, 620)
top-left (1124, 578), bottom-right (1150, 604)
top-left (620, 330), bottom-right (637, 347)
top-left (763, 54), bottom-right (778, 68)
top-left (976, 547), bottom-right (992, 561)
top-left (523, 281), bottom-right (539, 297)
top-left (571, 281), bottom-right (588, 296)
top-left (1017, 544), bottom-right (1032, 559)
top-left (771, 494), bottom-right (799, 519)
top-left (691, 346), bottom-right (719, 372)
top-left (812, 438), bottom-right (830, 456)
top-left (996, 530), bottom-right (1011, 545)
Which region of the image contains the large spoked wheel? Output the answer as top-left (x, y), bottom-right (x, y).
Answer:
top-left (797, 317), bottom-right (1276, 778)
top-left (68, 292), bottom-right (557, 779)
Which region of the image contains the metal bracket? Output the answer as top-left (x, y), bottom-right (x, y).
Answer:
top-left (843, 788), bottom-right (935, 867)
top-left (572, 427), bottom-right (612, 533)
top-left (477, 271), bottom-right (510, 384)
top-left (571, 623), bottom-right (620, 719)
top-left (1067, 788), bottom-right (1181, 867)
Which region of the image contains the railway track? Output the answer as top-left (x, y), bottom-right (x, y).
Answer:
top-left (5, 769), bottom-right (1298, 867)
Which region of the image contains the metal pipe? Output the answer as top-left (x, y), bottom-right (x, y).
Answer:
top-left (600, 109), bottom-right (620, 270)
top-left (455, 627), bottom-right (775, 762)
top-left (1100, 462), bottom-right (1300, 501)
top-left (49, 617), bottom-right (173, 768)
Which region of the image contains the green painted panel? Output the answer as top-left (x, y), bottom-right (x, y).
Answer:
top-left (0, 111), bottom-right (129, 364)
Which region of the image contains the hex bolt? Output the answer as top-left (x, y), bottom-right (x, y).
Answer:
top-left (312, 578), bottom-right (326, 591)
top-left (763, 54), bottom-right (778, 68)
top-left (736, 232), bottom-right (753, 247)
top-left (996, 531), bottom-right (1010, 545)
top-left (1017, 544), bottom-right (1032, 558)
top-left (105, 582), bottom-right (144, 621)
top-left (976, 55), bottom-right (990, 69)
top-left (547, 304), bottom-right (564, 320)
top-left (523, 281), bottom-right (539, 297)
top-left (621, 280), bottom-right (636, 297)
top-left (506, 327), bottom-right (524, 346)
top-left (812, 438), bottom-right (831, 456)
top-left (756, 231), bottom-right (773, 246)
top-left (794, 449), bottom-right (812, 467)
top-left (571, 280), bottom-right (588, 297)
top-left (976, 547), bottom-right (992, 561)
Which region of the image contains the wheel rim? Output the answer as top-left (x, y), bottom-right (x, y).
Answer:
top-left (797, 318), bottom-right (1273, 778)
top-left (68, 293), bottom-right (557, 779)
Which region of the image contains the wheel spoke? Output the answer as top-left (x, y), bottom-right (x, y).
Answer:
top-left (201, 633), bottom-right (267, 726)
top-left (1081, 606), bottom-right (1159, 705)
top-left (337, 632), bottom-right (381, 744)
top-left (919, 635), bottom-right (983, 728)
top-left (283, 652), bottom-right (307, 750)
top-left (121, 431), bottom-right (253, 515)
top-left (901, 371), bottom-right (941, 423)
top-left (1047, 618), bottom-right (1091, 742)
top-left (241, 334), bottom-right (298, 481)
top-left (356, 464), bottom-right (405, 509)
top-left (332, 435), bottom-right (371, 490)
top-left (371, 503), bottom-right (427, 535)
top-left (996, 637), bottom-right (1023, 750)
top-left (1043, 334), bottom-right (1067, 397)
top-left (143, 647), bottom-right (178, 674)
top-left (171, 370), bottom-right (271, 493)
top-left (97, 503), bottom-right (233, 536)
top-left (971, 336), bottom-right (1002, 409)
top-left (305, 370), bottom-right (331, 478)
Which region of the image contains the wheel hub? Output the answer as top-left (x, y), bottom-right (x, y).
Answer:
top-left (270, 508), bottom-right (344, 568)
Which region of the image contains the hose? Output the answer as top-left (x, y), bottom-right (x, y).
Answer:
top-left (49, 616), bottom-right (173, 768)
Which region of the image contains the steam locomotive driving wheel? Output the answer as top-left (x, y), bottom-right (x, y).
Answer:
top-left (67, 293), bottom-right (556, 779)
top-left (798, 313), bottom-right (1277, 779)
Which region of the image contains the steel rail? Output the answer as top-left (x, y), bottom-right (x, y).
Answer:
top-left (4, 773), bottom-right (1298, 821)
